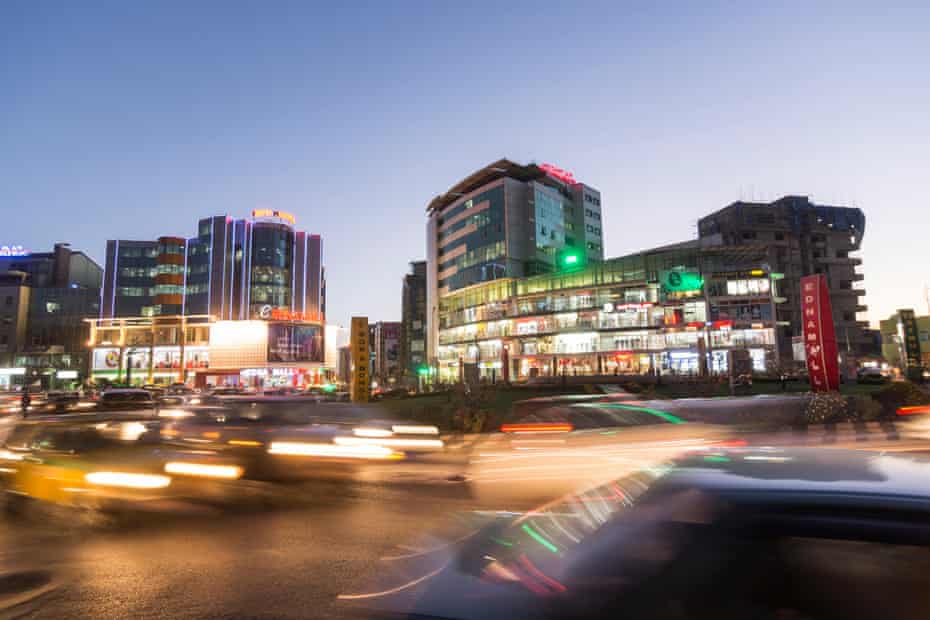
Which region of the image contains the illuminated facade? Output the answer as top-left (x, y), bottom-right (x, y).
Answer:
top-left (101, 210), bottom-right (324, 323)
top-left (426, 159), bottom-right (604, 363)
top-left (87, 314), bottom-right (329, 388)
top-left (436, 242), bottom-right (783, 381)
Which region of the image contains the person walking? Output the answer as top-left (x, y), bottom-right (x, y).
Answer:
top-left (20, 390), bottom-right (31, 418)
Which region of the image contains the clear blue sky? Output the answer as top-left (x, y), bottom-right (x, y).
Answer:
top-left (2, 1), bottom-right (928, 326)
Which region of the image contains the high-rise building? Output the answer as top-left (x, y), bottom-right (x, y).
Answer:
top-left (426, 159), bottom-right (604, 362)
top-left (400, 260), bottom-right (427, 378)
top-left (698, 195), bottom-right (869, 365)
top-left (0, 243), bottom-right (102, 388)
top-left (101, 210), bottom-right (324, 322)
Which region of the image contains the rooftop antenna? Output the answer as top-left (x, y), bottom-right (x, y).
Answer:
top-left (925, 284), bottom-right (930, 315)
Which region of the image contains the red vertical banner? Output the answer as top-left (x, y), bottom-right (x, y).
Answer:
top-left (801, 275), bottom-right (840, 391)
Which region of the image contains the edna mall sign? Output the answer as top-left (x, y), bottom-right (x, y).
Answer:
top-left (0, 245), bottom-right (28, 257)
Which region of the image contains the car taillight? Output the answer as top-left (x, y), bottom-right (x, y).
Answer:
top-left (500, 423), bottom-right (573, 434)
top-left (897, 405), bottom-right (930, 416)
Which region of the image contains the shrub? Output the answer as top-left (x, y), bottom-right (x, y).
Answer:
top-left (871, 381), bottom-right (930, 418)
top-left (803, 391), bottom-right (849, 425)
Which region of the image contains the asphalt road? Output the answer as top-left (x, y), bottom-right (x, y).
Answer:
top-left (0, 476), bottom-right (480, 619)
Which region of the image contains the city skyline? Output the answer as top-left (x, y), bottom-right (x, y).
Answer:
top-left (3, 2), bottom-right (929, 327)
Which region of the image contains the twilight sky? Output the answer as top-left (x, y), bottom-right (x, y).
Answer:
top-left (2, 1), bottom-right (928, 327)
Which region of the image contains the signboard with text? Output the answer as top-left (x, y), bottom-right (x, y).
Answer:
top-left (899, 309), bottom-right (923, 380)
top-left (801, 275), bottom-right (840, 391)
top-left (350, 317), bottom-right (370, 403)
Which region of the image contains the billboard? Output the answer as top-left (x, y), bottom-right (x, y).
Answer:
top-left (267, 323), bottom-right (323, 363)
top-left (801, 274), bottom-right (840, 391)
top-left (350, 317), bottom-right (370, 403)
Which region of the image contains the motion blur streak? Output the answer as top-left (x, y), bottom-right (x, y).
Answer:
top-left (0, 448), bottom-right (24, 461)
top-left (500, 423), bottom-right (574, 433)
top-left (391, 425), bottom-right (439, 435)
top-left (521, 523), bottom-right (559, 553)
top-left (227, 439), bottom-right (263, 447)
top-left (336, 563), bottom-right (449, 600)
top-left (519, 554), bottom-right (567, 593)
top-left (268, 441), bottom-right (397, 459)
top-left (334, 436), bottom-right (445, 449)
top-left (898, 405), bottom-right (930, 416)
top-left (159, 409), bottom-right (193, 419)
top-left (353, 427), bottom-right (394, 438)
top-left (85, 472), bottom-right (172, 489)
top-left (164, 462), bottom-right (244, 479)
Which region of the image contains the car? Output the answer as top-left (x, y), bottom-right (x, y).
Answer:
top-left (465, 401), bottom-right (732, 507)
top-left (157, 400), bottom-right (412, 481)
top-left (96, 388), bottom-right (159, 413)
top-left (348, 447), bottom-right (930, 620)
top-left (857, 367), bottom-right (889, 384)
top-left (0, 414), bottom-right (244, 515)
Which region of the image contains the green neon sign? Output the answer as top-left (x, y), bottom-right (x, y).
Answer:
top-left (662, 271), bottom-right (704, 293)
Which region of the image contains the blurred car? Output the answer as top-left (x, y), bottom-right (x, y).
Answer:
top-left (26, 391), bottom-right (97, 415)
top-left (0, 414), bottom-right (244, 515)
top-left (96, 388), bottom-right (159, 413)
top-left (511, 392), bottom-right (639, 420)
top-left (465, 401), bottom-right (731, 507)
top-left (157, 401), bottom-right (406, 481)
top-left (858, 367), bottom-right (889, 384)
top-left (351, 447), bottom-right (930, 620)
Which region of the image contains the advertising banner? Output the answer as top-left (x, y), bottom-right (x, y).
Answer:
top-left (267, 324), bottom-right (323, 363)
top-left (350, 317), bottom-right (370, 403)
top-left (801, 275), bottom-right (840, 391)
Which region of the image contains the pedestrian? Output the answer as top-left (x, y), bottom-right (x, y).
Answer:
top-left (780, 373), bottom-right (788, 392)
top-left (21, 390), bottom-right (31, 417)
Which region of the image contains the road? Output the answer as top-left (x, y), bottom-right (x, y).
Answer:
top-left (3, 422), bottom-right (930, 619)
top-left (0, 474), bottom-right (479, 619)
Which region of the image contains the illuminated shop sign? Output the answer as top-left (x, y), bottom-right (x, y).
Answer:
top-left (0, 245), bottom-right (28, 257)
top-left (661, 271), bottom-right (704, 293)
top-left (258, 306), bottom-right (318, 322)
top-left (538, 163), bottom-right (577, 185)
top-left (602, 302), bottom-right (654, 313)
top-left (251, 209), bottom-right (296, 225)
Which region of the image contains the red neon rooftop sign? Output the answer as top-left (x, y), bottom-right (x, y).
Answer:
top-left (539, 163), bottom-right (578, 185)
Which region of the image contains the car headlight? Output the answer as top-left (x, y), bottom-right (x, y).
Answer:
top-left (164, 462), bottom-right (243, 479)
top-left (85, 472), bottom-right (172, 489)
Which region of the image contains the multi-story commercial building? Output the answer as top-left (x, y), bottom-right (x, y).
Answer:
top-left (89, 211), bottom-right (327, 388)
top-left (427, 159), bottom-right (604, 362)
top-left (436, 241), bottom-right (782, 382)
top-left (0, 243), bottom-right (102, 388)
top-left (880, 310), bottom-right (930, 374)
top-left (369, 321), bottom-right (401, 386)
top-left (101, 210), bottom-right (324, 321)
top-left (400, 261), bottom-right (427, 378)
top-left (698, 196), bottom-right (869, 366)
top-left (0, 272), bottom-right (30, 387)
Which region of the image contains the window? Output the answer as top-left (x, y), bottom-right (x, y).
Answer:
top-left (742, 231), bottom-right (757, 240)
top-left (775, 232), bottom-right (785, 241)
top-left (0, 335), bottom-right (6, 345)
top-left (4, 296), bottom-right (11, 306)
top-left (45, 301), bottom-right (60, 314)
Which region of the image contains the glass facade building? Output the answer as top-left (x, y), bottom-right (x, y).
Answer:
top-left (435, 242), bottom-right (782, 382)
top-left (427, 159), bottom-right (605, 364)
top-left (102, 210), bottom-right (324, 323)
